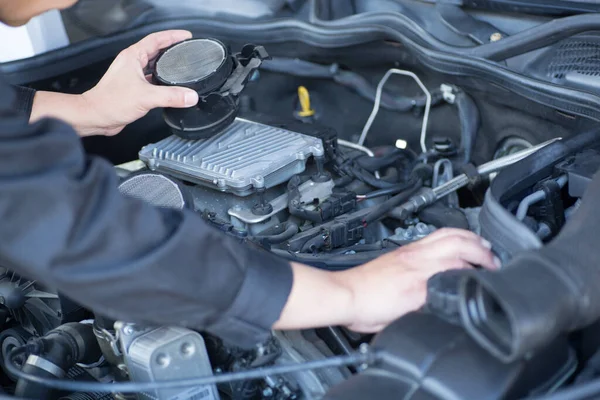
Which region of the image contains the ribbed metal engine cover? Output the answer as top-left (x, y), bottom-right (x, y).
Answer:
top-left (139, 118), bottom-right (325, 196)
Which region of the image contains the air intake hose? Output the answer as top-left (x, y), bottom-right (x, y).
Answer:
top-left (15, 323), bottom-right (102, 400)
top-left (459, 168), bottom-right (600, 363)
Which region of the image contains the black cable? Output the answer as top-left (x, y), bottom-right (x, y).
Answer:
top-left (5, 346), bottom-right (377, 393)
top-left (301, 234), bottom-right (327, 252)
top-left (363, 179), bottom-right (422, 224)
top-left (359, 182), bottom-right (417, 200)
top-left (454, 91), bottom-right (480, 164)
top-left (330, 242), bottom-right (385, 254)
top-left (251, 222), bottom-right (299, 245)
top-left (350, 166), bottom-right (399, 189)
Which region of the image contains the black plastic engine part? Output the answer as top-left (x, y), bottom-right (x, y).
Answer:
top-left (556, 149), bottom-right (600, 198)
top-left (15, 323), bottom-right (102, 400)
top-left (479, 128), bottom-right (600, 264)
top-left (417, 203), bottom-right (470, 230)
top-left (0, 270), bottom-right (87, 338)
top-left (459, 167), bottom-right (600, 363)
top-left (324, 312), bottom-right (576, 400)
top-left (152, 38), bottom-right (269, 139)
top-left (0, 327), bottom-right (32, 381)
top-left (288, 176), bottom-right (356, 224)
top-left (287, 179), bottom-right (421, 252)
top-left (426, 270), bottom-right (464, 324)
top-left (533, 178), bottom-right (565, 236)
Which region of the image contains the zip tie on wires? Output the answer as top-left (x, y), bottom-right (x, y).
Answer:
top-left (358, 69), bottom-right (431, 154)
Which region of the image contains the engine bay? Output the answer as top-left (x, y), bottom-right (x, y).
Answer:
top-left (3, 1), bottom-right (600, 398)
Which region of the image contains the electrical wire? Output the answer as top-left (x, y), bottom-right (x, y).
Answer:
top-left (338, 139), bottom-right (381, 179)
top-left (358, 69), bottom-right (432, 154)
top-left (5, 346), bottom-right (377, 393)
top-left (357, 181), bottom-right (420, 200)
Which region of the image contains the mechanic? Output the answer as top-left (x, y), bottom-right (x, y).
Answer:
top-left (0, 0), bottom-right (499, 347)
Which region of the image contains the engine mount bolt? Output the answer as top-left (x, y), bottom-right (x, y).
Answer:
top-left (262, 387), bottom-right (274, 397)
top-left (122, 325), bottom-right (134, 336)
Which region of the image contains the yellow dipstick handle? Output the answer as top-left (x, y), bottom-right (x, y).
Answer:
top-left (297, 86), bottom-right (315, 117)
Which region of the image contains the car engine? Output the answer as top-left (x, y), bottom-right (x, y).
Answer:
top-left (3, 2), bottom-right (600, 398)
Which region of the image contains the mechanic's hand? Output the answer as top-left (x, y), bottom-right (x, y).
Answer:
top-left (78, 30), bottom-right (199, 136)
top-left (338, 228), bottom-right (499, 332)
top-left (31, 31), bottom-right (200, 136)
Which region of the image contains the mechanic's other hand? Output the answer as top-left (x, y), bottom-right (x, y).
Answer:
top-left (79, 30), bottom-right (199, 136)
top-left (338, 228), bottom-right (499, 333)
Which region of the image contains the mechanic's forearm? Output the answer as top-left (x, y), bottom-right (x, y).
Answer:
top-left (273, 262), bottom-right (355, 330)
top-left (30, 91), bottom-right (100, 137)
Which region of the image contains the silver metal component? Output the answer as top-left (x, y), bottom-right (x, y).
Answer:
top-left (117, 323), bottom-right (219, 400)
top-left (389, 223), bottom-right (436, 243)
top-left (433, 158), bottom-right (459, 207)
top-left (228, 179), bottom-right (335, 224)
top-left (26, 355), bottom-right (66, 378)
top-left (139, 118), bottom-right (325, 197)
top-left (432, 159), bottom-right (454, 188)
top-left (155, 39), bottom-right (226, 85)
top-left (358, 69), bottom-right (432, 154)
top-left (477, 138), bottom-right (561, 176)
top-left (119, 173), bottom-right (186, 210)
top-left (440, 84), bottom-right (456, 104)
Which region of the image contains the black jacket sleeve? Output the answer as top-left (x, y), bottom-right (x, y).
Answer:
top-left (10, 85), bottom-right (36, 119)
top-left (0, 79), bottom-right (293, 348)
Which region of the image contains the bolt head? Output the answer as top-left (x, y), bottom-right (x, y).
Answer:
top-left (181, 342), bottom-right (196, 357)
top-left (156, 353), bottom-right (171, 367)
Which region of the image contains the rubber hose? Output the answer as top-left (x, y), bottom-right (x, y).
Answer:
top-left (355, 149), bottom-right (413, 172)
top-left (15, 323), bottom-right (102, 400)
top-left (417, 203), bottom-right (470, 230)
top-left (364, 179), bottom-right (422, 224)
top-left (302, 234), bottom-right (328, 253)
top-left (253, 222), bottom-right (299, 245)
top-left (454, 91), bottom-right (480, 164)
top-left (459, 170), bottom-right (600, 363)
top-left (351, 166), bottom-right (400, 189)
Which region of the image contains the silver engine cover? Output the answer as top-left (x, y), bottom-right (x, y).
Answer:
top-left (139, 118), bottom-right (325, 197)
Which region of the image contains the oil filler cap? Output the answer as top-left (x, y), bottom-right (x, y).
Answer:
top-left (152, 38), bottom-right (270, 140)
